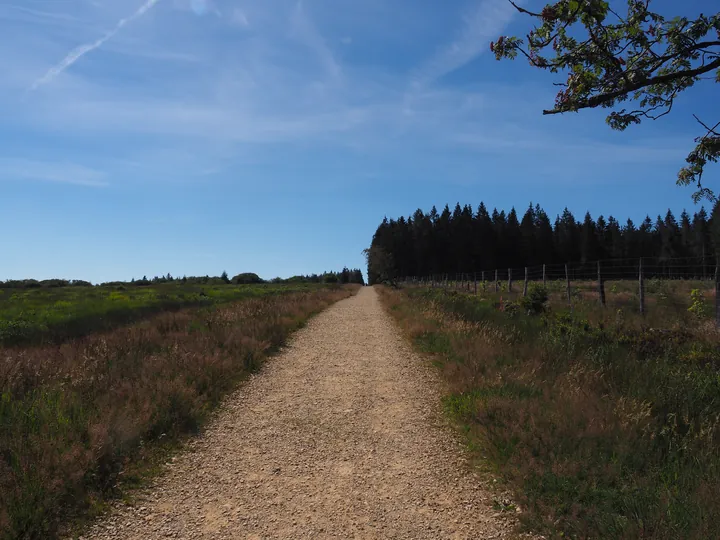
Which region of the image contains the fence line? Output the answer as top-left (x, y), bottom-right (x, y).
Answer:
top-left (398, 256), bottom-right (720, 326)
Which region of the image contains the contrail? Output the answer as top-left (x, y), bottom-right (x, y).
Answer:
top-left (29, 0), bottom-right (161, 91)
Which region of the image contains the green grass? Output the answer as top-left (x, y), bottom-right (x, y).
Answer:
top-left (380, 285), bottom-right (720, 539)
top-left (0, 283), bottom-right (326, 347)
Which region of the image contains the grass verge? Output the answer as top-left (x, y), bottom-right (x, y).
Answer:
top-left (0, 283), bottom-right (328, 347)
top-left (378, 285), bottom-right (720, 539)
top-left (0, 285), bottom-right (357, 539)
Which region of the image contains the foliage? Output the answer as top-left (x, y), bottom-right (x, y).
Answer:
top-left (1, 269), bottom-right (364, 290)
top-left (688, 288), bottom-right (710, 318)
top-left (0, 286), bottom-right (356, 539)
top-left (381, 285), bottom-right (720, 539)
top-left (363, 245), bottom-right (396, 285)
top-left (519, 283), bottom-right (549, 314)
top-left (366, 200), bottom-right (719, 282)
top-left (492, 0), bottom-right (720, 201)
top-left (231, 272), bottom-right (264, 285)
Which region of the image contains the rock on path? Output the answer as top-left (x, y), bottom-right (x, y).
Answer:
top-left (85, 287), bottom-right (514, 539)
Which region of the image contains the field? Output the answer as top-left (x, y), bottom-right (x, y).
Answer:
top-left (380, 281), bottom-right (720, 539)
top-left (0, 283), bottom-right (357, 539)
top-left (0, 283), bottom-right (328, 347)
top-left (426, 276), bottom-right (717, 325)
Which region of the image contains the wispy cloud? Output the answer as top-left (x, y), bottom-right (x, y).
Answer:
top-left (231, 8), bottom-right (249, 28)
top-left (0, 4), bottom-right (81, 25)
top-left (29, 0), bottom-right (162, 91)
top-left (290, 1), bottom-right (341, 81)
top-left (411, 0), bottom-right (518, 88)
top-left (0, 158), bottom-right (109, 187)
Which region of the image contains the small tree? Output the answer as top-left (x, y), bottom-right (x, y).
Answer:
top-left (492, 1), bottom-right (720, 201)
top-left (363, 246), bottom-right (396, 285)
top-left (220, 270), bottom-right (230, 284)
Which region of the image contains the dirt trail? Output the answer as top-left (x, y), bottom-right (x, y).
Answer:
top-left (86, 287), bottom-right (513, 539)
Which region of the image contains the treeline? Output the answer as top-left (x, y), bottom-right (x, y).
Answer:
top-left (366, 202), bottom-right (720, 284)
top-left (0, 268), bottom-right (365, 289)
top-left (277, 268), bottom-right (365, 285)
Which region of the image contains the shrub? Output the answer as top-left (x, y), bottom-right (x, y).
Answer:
top-left (519, 284), bottom-right (549, 314)
top-left (231, 273), bottom-right (264, 285)
top-left (688, 288), bottom-right (710, 318)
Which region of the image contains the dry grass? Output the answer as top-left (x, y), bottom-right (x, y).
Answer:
top-left (0, 286), bottom-right (356, 539)
top-left (379, 284), bottom-right (720, 539)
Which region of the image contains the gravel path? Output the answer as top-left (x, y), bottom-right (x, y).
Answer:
top-left (85, 287), bottom-right (514, 539)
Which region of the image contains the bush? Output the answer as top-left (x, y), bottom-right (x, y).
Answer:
top-left (688, 288), bottom-right (710, 318)
top-left (519, 284), bottom-right (549, 314)
top-left (231, 273), bottom-right (264, 285)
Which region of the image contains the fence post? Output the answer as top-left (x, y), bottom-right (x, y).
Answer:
top-left (523, 267), bottom-right (529, 297)
top-left (481, 271), bottom-right (486, 291)
top-left (565, 263), bottom-right (571, 305)
top-left (598, 261), bottom-right (606, 307)
top-left (639, 258), bottom-right (645, 315)
top-left (508, 268), bottom-right (513, 292)
top-left (542, 264), bottom-right (546, 287)
top-left (495, 269), bottom-right (499, 292)
top-left (474, 272), bottom-right (478, 295)
top-left (715, 259), bottom-right (720, 328)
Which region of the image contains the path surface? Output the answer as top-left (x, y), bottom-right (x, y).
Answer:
top-left (87, 287), bottom-right (513, 539)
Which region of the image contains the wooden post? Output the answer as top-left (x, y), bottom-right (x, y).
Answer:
top-left (508, 268), bottom-right (513, 292)
top-left (523, 267), bottom-right (529, 297)
top-left (474, 272), bottom-right (478, 295)
top-left (565, 263), bottom-right (571, 305)
top-left (542, 264), bottom-right (546, 287)
top-left (639, 258), bottom-right (645, 315)
top-left (598, 261), bottom-right (606, 306)
top-left (495, 269), bottom-right (499, 292)
top-left (481, 271), bottom-right (486, 291)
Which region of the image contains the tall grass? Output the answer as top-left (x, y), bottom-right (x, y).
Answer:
top-left (379, 285), bottom-right (720, 539)
top-left (0, 286), bottom-right (356, 539)
top-left (0, 283), bottom-right (325, 347)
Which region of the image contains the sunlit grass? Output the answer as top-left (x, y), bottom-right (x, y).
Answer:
top-left (380, 284), bottom-right (720, 539)
top-left (0, 283), bottom-right (327, 346)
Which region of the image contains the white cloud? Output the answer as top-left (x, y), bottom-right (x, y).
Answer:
top-left (0, 158), bottom-right (109, 187)
top-left (231, 8), bottom-right (249, 28)
top-left (3, 0), bottom-right (687, 191)
top-left (290, 1), bottom-right (341, 81)
top-left (29, 0), bottom-right (162, 91)
top-left (411, 0), bottom-right (518, 88)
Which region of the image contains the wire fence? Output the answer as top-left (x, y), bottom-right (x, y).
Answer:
top-left (399, 256), bottom-right (720, 324)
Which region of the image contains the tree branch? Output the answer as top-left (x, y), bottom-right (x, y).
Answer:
top-left (693, 114), bottom-right (720, 137)
top-left (542, 56), bottom-right (720, 114)
top-left (508, 1), bottom-right (541, 18)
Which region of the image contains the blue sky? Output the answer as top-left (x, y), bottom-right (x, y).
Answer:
top-left (1, 0), bottom-right (718, 282)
